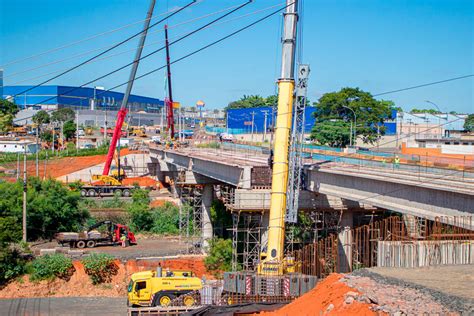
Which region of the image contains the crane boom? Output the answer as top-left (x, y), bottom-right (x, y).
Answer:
top-left (258, 0), bottom-right (298, 275)
top-left (164, 24), bottom-right (175, 139)
top-left (103, 0), bottom-right (156, 175)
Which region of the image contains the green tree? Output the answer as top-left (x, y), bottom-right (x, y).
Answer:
top-left (410, 108), bottom-right (441, 114)
top-left (226, 95), bottom-right (266, 110)
top-left (0, 178), bottom-right (90, 241)
top-left (204, 238), bottom-right (232, 275)
top-left (63, 120), bottom-right (76, 140)
top-left (311, 87), bottom-right (394, 147)
top-left (51, 108), bottom-right (75, 123)
top-left (150, 202), bottom-right (180, 234)
top-left (311, 120), bottom-right (351, 147)
top-left (127, 189), bottom-right (152, 231)
top-left (32, 110), bottom-right (50, 125)
top-left (464, 114), bottom-right (474, 132)
top-left (0, 99), bottom-right (19, 133)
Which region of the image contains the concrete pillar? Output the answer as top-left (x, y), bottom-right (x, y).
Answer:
top-left (202, 184), bottom-right (214, 250)
top-left (338, 209), bottom-right (354, 273)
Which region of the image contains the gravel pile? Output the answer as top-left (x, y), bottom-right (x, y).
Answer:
top-left (341, 270), bottom-right (461, 315)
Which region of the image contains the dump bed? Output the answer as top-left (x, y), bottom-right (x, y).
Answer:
top-left (55, 230), bottom-right (107, 241)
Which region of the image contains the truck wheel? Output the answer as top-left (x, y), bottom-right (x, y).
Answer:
top-left (182, 294), bottom-right (196, 307)
top-left (156, 293), bottom-right (175, 307)
top-left (76, 240), bottom-right (86, 249)
top-left (114, 189), bottom-right (122, 197)
top-left (87, 189), bottom-right (96, 197)
top-left (86, 240), bottom-right (96, 248)
top-left (80, 189), bottom-right (87, 197)
top-left (123, 189), bottom-right (130, 197)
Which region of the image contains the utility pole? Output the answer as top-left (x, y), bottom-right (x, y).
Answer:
top-left (250, 111), bottom-right (256, 142)
top-left (104, 109), bottom-right (107, 144)
top-left (52, 124), bottom-right (55, 155)
top-left (16, 152), bottom-right (20, 180)
top-left (76, 110), bottom-right (79, 151)
top-left (35, 124), bottom-right (39, 177)
top-left (262, 110), bottom-right (268, 142)
top-left (44, 151), bottom-right (48, 179)
top-left (22, 146), bottom-right (27, 242)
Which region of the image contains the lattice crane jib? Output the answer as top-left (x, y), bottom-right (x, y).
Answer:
top-left (286, 64), bottom-right (310, 223)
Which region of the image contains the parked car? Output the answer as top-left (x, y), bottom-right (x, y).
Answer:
top-left (219, 133), bottom-right (234, 142)
top-left (151, 135), bottom-right (162, 144)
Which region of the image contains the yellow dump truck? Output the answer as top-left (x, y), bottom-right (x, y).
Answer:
top-left (127, 268), bottom-right (202, 307)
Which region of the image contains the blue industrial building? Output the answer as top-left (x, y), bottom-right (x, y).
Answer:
top-left (227, 107), bottom-right (398, 135)
top-left (227, 106), bottom-right (318, 133)
top-left (2, 85), bottom-right (164, 112)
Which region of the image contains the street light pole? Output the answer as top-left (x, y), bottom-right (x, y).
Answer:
top-left (425, 100), bottom-right (442, 143)
top-left (342, 105), bottom-right (357, 147)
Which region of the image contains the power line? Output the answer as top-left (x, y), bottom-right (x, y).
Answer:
top-left (0, 5), bottom-right (189, 68)
top-left (11, 0), bottom-right (253, 113)
top-left (8, 3), bottom-right (285, 86)
top-left (14, 1), bottom-right (292, 123)
top-left (9, 1), bottom-right (197, 99)
top-left (374, 74), bottom-right (474, 96)
top-left (4, 2), bottom-right (250, 80)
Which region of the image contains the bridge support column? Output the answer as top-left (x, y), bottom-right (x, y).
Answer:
top-left (202, 184), bottom-right (214, 251)
top-left (338, 210), bottom-right (353, 273)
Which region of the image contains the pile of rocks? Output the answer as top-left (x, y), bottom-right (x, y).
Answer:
top-left (340, 273), bottom-right (458, 315)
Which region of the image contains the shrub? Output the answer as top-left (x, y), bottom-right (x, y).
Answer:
top-left (0, 246), bottom-right (27, 285)
top-left (29, 254), bottom-right (74, 281)
top-left (204, 238), bottom-right (233, 276)
top-left (127, 203), bottom-right (153, 232)
top-left (150, 202), bottom-right (180, 235)
top-left (82, 253), bottom-right (117, 285)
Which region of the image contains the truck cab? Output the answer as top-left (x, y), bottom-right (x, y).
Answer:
top-left (127, 269), bottom-right (202, 307)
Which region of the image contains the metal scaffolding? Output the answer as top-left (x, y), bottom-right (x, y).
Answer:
top-left (177, 184), bottom-right (203, 250)
top-left (230, 211), bottom-right (264, 271)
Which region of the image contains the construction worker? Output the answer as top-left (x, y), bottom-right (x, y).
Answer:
top-left (120, 234), bottom-right (127, 248)
top-left (394, 155), bottom-right (400, 169)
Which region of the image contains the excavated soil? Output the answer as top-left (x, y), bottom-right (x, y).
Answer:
top-left (0, 256), bottom-right (208, 299)
top-left (261, 274), bottom-right (375, 316)
top-left (2, 148), bottom-right (135, 180)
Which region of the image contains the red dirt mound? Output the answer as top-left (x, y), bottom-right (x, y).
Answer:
top-left (3, 148), bottom-right (136, 180)
top-left (0, 256), bottom-right (208, 298)
top-left (261, 274), bottom-right (375, 316)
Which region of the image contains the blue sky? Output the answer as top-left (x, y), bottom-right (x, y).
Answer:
top-left (0, 0), bottom-right (472, 113)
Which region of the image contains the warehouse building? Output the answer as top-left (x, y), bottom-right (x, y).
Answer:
top-left (2, 85), bottom-right (164, 113)
top-left (226, 107), bottom-right (398, 135)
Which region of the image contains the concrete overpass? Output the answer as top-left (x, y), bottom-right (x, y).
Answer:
top-left (149, 145), bottom-right (474, 221)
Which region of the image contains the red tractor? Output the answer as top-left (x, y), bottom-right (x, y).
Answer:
top-left (56, 220), bottom-right (137, 248)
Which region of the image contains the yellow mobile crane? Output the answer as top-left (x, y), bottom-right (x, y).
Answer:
top-left (222, 0), bottom-right (317, 300)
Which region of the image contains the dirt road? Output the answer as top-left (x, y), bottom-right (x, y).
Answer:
top-left (0, 297), bottom-right (125, 316)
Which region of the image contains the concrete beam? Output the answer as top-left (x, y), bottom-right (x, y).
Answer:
top-left (307, 167), bottom-right (474, 221)
top-left (228, 189), bottom-right (371, 211)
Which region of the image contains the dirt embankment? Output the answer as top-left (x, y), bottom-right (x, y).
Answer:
top-left (0, 256), bottom-right (208, 299)
top-left (2, 148), bottom-right (136, 180)
top-left (261, 274), bottom-right (375, 316)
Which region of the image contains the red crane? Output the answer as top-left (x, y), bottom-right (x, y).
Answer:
top-left (102, 0), bottom-right (155, 176)
top-left (164, 24), bottom-right (175, 138)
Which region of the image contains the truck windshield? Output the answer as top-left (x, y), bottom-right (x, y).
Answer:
top-left (127, 280), bottom-right (133, 292)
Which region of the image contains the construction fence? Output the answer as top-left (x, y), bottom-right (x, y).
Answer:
top-left (292, 215), bottom-right (474, 278)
